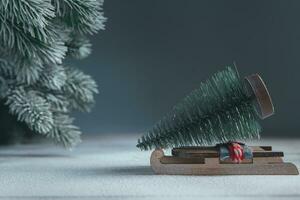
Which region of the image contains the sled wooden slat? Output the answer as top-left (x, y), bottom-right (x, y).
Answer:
top-left (160, 156), bottom-right (204, 164)
top-left (172, 146), bottom-right (283, 158)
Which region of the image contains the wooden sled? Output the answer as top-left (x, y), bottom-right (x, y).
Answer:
top-left (150, 146), bottom-right (299, 175)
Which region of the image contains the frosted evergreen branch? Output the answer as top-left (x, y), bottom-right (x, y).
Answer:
top-left (66, 35), bottom-right (92, 59)
top-left (0, 0), bottom-right (55, 42)
top-left (0, 58), bottom-right (15, 79)
top-left (5, 88), bottom-right (54, 134)
top-left (0, 18), bottom-right (68, 64)
top-left (0, 75), bottom-right (9, 98)
top-left (52, 0), bottom-right (106, 34)
top-left (0, 0), bottom-right (106, 148)
top-left (48, 113), bottom-right (81, 148)
top-left (0, 54), bottom-right (44, 85)
top-left (39, 65), bottom-right (67, 90)
top-left (63, 67), bottom-right (98, 112)
top-left (45, 93), bottom-right (69, 113)
top-left (16, 61), bottom-right (44, 86)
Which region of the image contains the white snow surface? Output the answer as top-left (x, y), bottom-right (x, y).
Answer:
top-left (0, 134), bottom-right (299, 200)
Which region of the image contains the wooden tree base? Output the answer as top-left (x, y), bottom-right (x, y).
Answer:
top-left (150, 146), bottom-right (299, 175)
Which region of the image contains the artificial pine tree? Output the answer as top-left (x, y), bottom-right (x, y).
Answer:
top-left (0, 0), bottom-right (106, 148)
top-left (137, 67), bottom-right (262, 150)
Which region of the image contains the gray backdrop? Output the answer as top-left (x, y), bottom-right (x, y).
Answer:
top-left (72, 0), bottom-right (300, 137)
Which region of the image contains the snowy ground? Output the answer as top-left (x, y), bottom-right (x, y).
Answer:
top-left (0, 134), bottom-right (299, 200)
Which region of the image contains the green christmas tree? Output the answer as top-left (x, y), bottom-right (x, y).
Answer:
top-left (137, 67), bottom-right (262, 150)
top-left (0, 0), bottom-right (106, 148)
